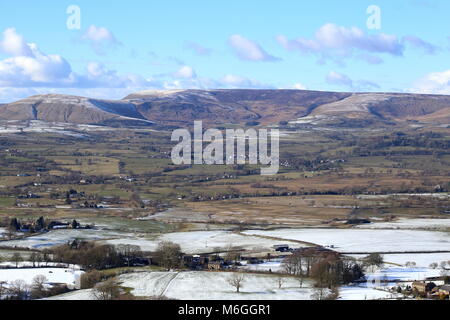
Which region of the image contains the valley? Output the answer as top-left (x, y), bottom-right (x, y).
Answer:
top-left (0, 89), bottom-right (448, 301)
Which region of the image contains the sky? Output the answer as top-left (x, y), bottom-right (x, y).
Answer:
top-left (0, 0), bottom-right (449, 102)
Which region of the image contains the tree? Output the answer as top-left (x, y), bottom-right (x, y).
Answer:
top-left (117, 244), bottom-right (142, 267)
top-left (0, 281), bottom-right (7, 300)
top-left (297, 273), bottom-right (304, 288)
top-left (35, 216), bottom-right (46, 231)
top-left (154, 241), bottom-right (182, 270)
top-left (227, 272), bottom-right (245, 293)
top-left (311, 287), bottom-right (327, 300)
top-left (80, 270), bottom-right (104, 289)
top-left (30, 252), bottom-right (37, 267)
top-left (31, 275), bottom-right (48, 299)
top-left (9, 279), bottom-right (28, 300)
top-left (71, 219), bottom-right (79, 229)
top-left (11, 252), bottom-right (23, 268)
top-left (364, 253), bottom-right (384, 270)
top-left (130, 192), bottom-right (145, 208)
top-left (277, 277), bottom-right (285, 289)
top-left (93, 279), bottom-right (121, 300)
top-left (9, 218), bottom-right (20, 231)
top-left (282, 252), bottom-right (303, 276)
top-left (224, 244), bottom-right (241, 264)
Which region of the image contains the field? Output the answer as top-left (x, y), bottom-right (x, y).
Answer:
top-left (0, 123), bottom-right (449, 300)
top-left (0, 267), bottom-right (83, 289)
top-left (50, 271), bottom-right (317, 300)
top-left (242, 228), bottom-right (450, 254)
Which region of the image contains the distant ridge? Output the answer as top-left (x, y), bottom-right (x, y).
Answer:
top-left (0, 90), bottom-right (449, 127)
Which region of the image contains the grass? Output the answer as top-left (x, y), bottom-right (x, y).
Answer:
top-left (0, 125), bottom-right (447, 229)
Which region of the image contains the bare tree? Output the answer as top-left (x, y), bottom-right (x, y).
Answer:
top-left (93, 279), bottom-right (121, 300)
top-left (11, 252), bottom-right (23, 268)
top-left (30, 252), bottom-right (37, 267)
top-left (364, 253), bottom-right (384, 270)
top-left (277, 277), bottom-right (285, 289)
top-left (297, 273), bottom-right (305, 288)
top-left (117, 244), bottom-right (142, 267)
top-left (32, 275), bottom-right (47, 290)
top-left (31, 275), bottom-right (48, 299)
top-left (282, 252), bottom-right (303, 276)
top-left (227, 272), bottom-right (245, 293)
top-left (9, 280), bottom-right (28, 300)
top-left (311, 287), bottom-right (327, 300)
top-left (155, 241), bottom-right (182, 270)
top-left (224, 244), bottom-right (242, 264)
top-left (0, 281), bottom-right (7, 299)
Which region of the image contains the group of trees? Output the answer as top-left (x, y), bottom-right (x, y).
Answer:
top-left (0, 275), bottom-right (70, 300)
top-left (8, 216), bottom-right (46, 233)
top-left (282, 250), bottom-right (365, 291)
top-left (153, 241), bottom-right (183, 270)
top-left (51, 240), bottom-right (144, 270)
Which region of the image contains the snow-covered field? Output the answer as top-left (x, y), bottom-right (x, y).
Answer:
top-left (357, 193), bottom-right (450, 200)
top-left (351, 252), bottom-right (450, 268)
top-left (104, 230), bottom-right (304, 254)
top-left (239, 260), bottom-right (284, 273)
top-left (339, 286), bottom-right (401, 300)
top-left (365, 267), bottom-right (443, 282)
top-left (0, 229), bottom-right (131, 249)
top-left (242, 228), bottom-right (450, 253)
top-left (357, 218), bottom-right (450, 231)
top-left (46, 289), bottom-right (94, 300)
top-left (117, 271), bottom-right (315, 300)
top-left (48, 271), bottom-right (316, 301)
top-left (0, 267), bottom-right (83, 289)
top-left (0, 120), bottom-right (115, 137)
top-left (2, 227), bottom-right (302, 254)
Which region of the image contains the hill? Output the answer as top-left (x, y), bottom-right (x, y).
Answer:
top-left (1, 90), bottom-right (450, 128)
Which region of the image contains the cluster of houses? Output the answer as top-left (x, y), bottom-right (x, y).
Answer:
top-left (182, 255), bottom-right (232, 271)
top-left (8, 216), bottom-right (92, 233)
top-left (180, 245), bottom-right (335, 272)
top-left (273, 244), bottom-right (336, 255)
top-left (181, 254), bottom-right (265, 271)
top-left (412, 281), bottom-right (450, 299)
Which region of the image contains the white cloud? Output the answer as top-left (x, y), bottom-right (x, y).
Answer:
top-left (326, 71), bottom-right (353, 87)
top-left (81, 25), bottom-right (120, 55)
top-left (184, 42), bottom-right (212, 56)
top-left (277, 23), bottom-right (404, 64)
top-left (173, 65), bottom-right (196, 79)
top-left (402, 35), bottom-right (439, 55)
top-left (410, 69), bottom-right (450, 94)
top-left (0, 28), bottom-right (33, 57)
top-left (0, 29), bottom-right (276, 102)
top-left (228, 34), bottom-right (280, 62)
top-left (220, 74), bottom-right (270, 88)
top-left (292, 83), bottom-right (307, 90)
top-left (0, 28), bottom-right (152, 92)
top-left (326, 71), bottom-right (380, 91)
top-left (0, 29), bottom-right (73, 87)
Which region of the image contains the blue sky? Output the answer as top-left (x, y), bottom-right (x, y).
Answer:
top-left (0, 0), bottom-right (449, 101)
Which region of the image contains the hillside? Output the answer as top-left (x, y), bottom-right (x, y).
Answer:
top-left (0, 94), bottom-right (153, 127)
top-left (0, 90), bottom-right (450, 128)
